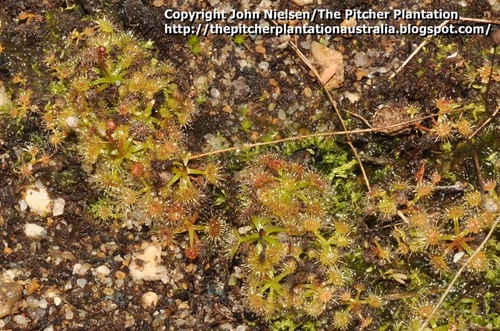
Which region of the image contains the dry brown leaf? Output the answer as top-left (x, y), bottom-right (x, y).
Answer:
top-left (310, 41), bottom-right (344, 90)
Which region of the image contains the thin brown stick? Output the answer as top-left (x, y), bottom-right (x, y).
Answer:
top-left (332, 94), bottom-right (372, 190)
top-left (189, 129), bottom-right (366, 160)
top-left (459, 17), bottom-right (500, 24)
top-left (469, 43), bottom-right (499, 139)
top-left (188, 107), bottom-right (471, 161)
top-left (390, 20), bottom-right (450, 79)
top-left (344, 109), bottom-right (373, 128)
top-left (418, 215), bottom-right (500, 331)
top-left (391, 16), bottom-right (500, 79)
top-left (288, 39), bottom-right (372, 190)
top-left (397, 210), bottom-right (409, 224)
top-left (469, 105), bottom-right (499, 139)
top-left (471, 146), bottom-right (485, 192)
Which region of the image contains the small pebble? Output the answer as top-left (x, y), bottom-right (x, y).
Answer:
top-left (210, 88), bottom-right (220, 98)
top-left (220, 323), bottom-right (233, 330)
top-left (238, 226), bottom-right (252, 235)
top-left (38, 299), bottom-right (48, 309)
top-left (255, 44), bottom-right (266, 54)
top-left (278, 109), bottom-right (286, 120)
top-left (0, 85), bottom-right (11, 108)
top-left (25, 223), bottom-right (47, 239)
top-left (13, 315), bottom-right (30, 327)
top-left (52, 198), bottom-right (65, 217)
top-left (103, 288), bottom-right (114, 296)
top-left (249, 131), bottom-right (260, 142)
top-left (53, 297), bottom-right (62, 306)
top-left (484, 198), bottom-right (498, 214)
top-left (258, 61), bottom-right (269, 70)
top-left (65, 116), bottom-right (78, 129)
top-left (19, 199), bottom-right (28, 211)
top-left (129, 245), bottom-right (168, 282)
top-left (23, 184), bottom-right (52, 216)
top-left (96, 265), bottom-right (111, 277)
top-left (304, 87), bottom-right (312, 98)
top-left (453, 251), bottom-right (465, 263)
top-left (300, 41), bottom-right (311, 49)
top-left (115, 270), bottom-right (126, 280)
top-left (26, 279), bottom-right (41, 295)
top-left (80, 263), bottom-right (91, 275)
top-left (65, 309), bottom-right (74, 320)
top-left (178, 301), bottom-right (190, 309)
top-left (0, 282), bottom-right (24, 318)
top-left (76, 278), bottom-right (87, 288)
top-left (142, 291), bottom-right (158, 308)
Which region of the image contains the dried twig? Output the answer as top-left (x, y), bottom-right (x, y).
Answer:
top-left (469, 106), bottom-right (499, 139)
top-left (390, 20), bottom-right (450, 79)
top-left (433, 182), bottom-right (466, 191)
top-left (469, 42), bottom-right (498, 139)
top-left (397, 210), bottom-right (409, 224)
top-left (344, 109), bottom-right (373, 128)
top-left (188, 108), bottom-right (470, 161)
top-left (418, 215), bottom-right (500, 331)
top-left (459, 17), bottom-right (500, 24)
top-left (288, 38), bottom-right (372, 190)
top-left (472, 147), bottom-right (485, 192)
top-left (391, 16), bottom-right (500, 79)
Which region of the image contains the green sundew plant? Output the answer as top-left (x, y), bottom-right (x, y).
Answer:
top-left (171, 211), bottom-right (225, 260)
top-left (229, 153), bottom-right (371, 325)
top-left (224, 215), bottom-right (285, 262)
top-left (91, 45), bottom-right (127, 88)
top-left (233, 34), bottom-right (246, 46)
top-left (40, 18), bottom-right (221, 228)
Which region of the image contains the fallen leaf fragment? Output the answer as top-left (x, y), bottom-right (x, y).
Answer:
top-left (310, 41), bottom-right (344, 90)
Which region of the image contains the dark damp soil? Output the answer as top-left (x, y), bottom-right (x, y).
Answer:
top-left (0, 0), bottom-right (498, 330)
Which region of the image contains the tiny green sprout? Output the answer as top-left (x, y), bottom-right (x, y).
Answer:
top-left (225, 215), bottom-right (285, 262)
top-left (95, 17), bottom-right (115, 34)
top-left (187, 35), bottom-right (201, 54)
top-left (143, 40), bottom-right (154, 49)
top-left (90, 198), bottom-right (117, 221)
top-left (195, 94), bottom-right (207, 105)
top-left (239, 104), bottom-right (250, 116)
top-left (240, 117), bottom-right (253, 133)
top-left (406, 102), bottom-right (422, 118)
top-left (233, 34), bottom-right (246, 46)
top-left (165, 153), bottom-right (214, 187)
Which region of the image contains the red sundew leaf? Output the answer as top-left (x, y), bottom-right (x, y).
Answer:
top-left (185, 246), bottom-right (198, 260)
